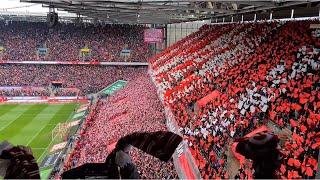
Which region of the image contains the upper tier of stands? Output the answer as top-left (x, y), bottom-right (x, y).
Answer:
top-left (149, 20), bottom-right (319, 179)
top-left (0, 21), bottom-right (151, 62)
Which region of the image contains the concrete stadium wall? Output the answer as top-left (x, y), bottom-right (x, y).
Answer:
top-left (166, 20), bottom-right (210, 47)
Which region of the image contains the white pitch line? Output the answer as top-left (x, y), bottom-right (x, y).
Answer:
top-left (26, 105), bottom-right (65, 147)
top-left (31, 148), bottom-right (47, 150)
top-left (37, 132), bottom-right (60, 163)
top-left (0, 120), bottom-right (17, 131)
top-left (26, 123), bottom-right (49, 146)
top-left (37, 104), bottom-right (80, 162)
top-left (0, 106), bottom-right (32, 131)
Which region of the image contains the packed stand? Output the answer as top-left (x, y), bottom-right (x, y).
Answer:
top-left (149, 20), bottom-right (319, 179)
top-left (62, 73), bottom-right (178, 179)
top-left (0, 87), bottom-right (50, 96)
top-left (53, 88), bottom-right (80, 96)
top-left (0, 21), bottom-right (151, 62)
top-left (0, 87), bottom-right (80, 97)
top-left (0, 64), bottom-right (147, 95)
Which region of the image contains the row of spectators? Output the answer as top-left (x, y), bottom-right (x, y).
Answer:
top-left (62, 72), bottom-right (178, 179)
top-left (0, 88), bottom-right (50, 96)
top-left (54, 88), bottom-right (79, 97)
top-left (149, 20), bottom-right (319, 179)
top-left (0, 21), bottom-right (151, 62)
top-left (0, 87), bottom-right (81, 97)
top-left (0, 64), bottom-right (147, 95)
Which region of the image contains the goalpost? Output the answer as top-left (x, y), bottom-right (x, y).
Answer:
top-left (52, 123), bottom-right (70, 142)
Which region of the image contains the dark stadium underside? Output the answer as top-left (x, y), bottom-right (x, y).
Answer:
top-left (16, 0), bottom-right (320, 24)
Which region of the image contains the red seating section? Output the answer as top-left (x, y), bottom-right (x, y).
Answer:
top-left (149, 20), bottom-right (319, 179)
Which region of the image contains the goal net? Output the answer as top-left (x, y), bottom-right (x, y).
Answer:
top-left (52, 123), bottom-right (70, 142)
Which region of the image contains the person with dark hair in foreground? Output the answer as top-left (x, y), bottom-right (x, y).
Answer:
top-left (0, 131), bottom-right (287, 179)
top-left (62, 131), bottom-right (183, 179)
top-left (0, 131), bottom-right (182, 179)
top-left (0, 141), bottom-right (40, 179)
top-left (235, 131), bottom-right (282, 179)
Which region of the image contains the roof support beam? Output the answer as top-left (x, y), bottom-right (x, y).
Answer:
top-left (21, 0), bottom-right (233, 13)
top-left (20, 0), bottom-right (320, 24)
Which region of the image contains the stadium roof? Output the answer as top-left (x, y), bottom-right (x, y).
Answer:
top-left (19, 0), bottom-right (320, 24)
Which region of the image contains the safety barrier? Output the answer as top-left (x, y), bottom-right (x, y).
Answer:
top-left (0, 96), bottom-right (88, 103)
top-left (148, 68), bottom-right (201, 179)
top-left (0, 60), bottom-right (149, 66)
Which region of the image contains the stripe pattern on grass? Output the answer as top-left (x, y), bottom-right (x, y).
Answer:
top-left (0, 103), bottom-right (78, 162)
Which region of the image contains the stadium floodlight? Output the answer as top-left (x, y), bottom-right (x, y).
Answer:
top-left (47, 6), bottom-right (58, 28)
top-left (47, 12), bottom-right (58, 28)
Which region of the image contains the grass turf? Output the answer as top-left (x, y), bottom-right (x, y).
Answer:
top-left (0, 103), bottom-right (79, 163)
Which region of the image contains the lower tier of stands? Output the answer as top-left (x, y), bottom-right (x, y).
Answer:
top-left (0, 64), bottom-right (147, 95)
top-left (0, 87), bottom-right (80, 97)
top-left (62, 73), bottom-right (178, 179)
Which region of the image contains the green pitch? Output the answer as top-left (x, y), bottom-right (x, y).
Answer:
top-left (0, 103), bottom-right (78, 163)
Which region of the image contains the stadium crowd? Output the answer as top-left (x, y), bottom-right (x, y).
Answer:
top-left (62, 73), bottom-right (178, 179)
top-left (0, 87), bottom-right (82, 97)
top-left (0, 21), bottom-right (151, 62)
top-left (54, 88), bottom-right (80, 96)
top-left (0, 64), bottom-right (147, 95)
top-left (149, 20), bottom-right (319, 179)
top-left (0, 19), bottom-right (318, 179)
top-left (0, 87), bottom-right (50, 96)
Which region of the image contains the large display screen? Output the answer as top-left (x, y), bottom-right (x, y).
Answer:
top-left (144, 28), bottom-right (163, 43)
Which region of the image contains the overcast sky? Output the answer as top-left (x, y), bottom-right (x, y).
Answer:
top-left (1, 0), bottom-right (48, 13)
top-left (1, 0), bottom-right (73, 15)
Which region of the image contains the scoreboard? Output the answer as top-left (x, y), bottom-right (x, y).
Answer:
top-left (144, 28), bottom-right (163, 43)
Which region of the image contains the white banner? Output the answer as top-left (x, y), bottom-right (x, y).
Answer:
top-left (1, 96), bottom-right (88, 103)
top-left (0, 61), bottom-right (149, 66)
